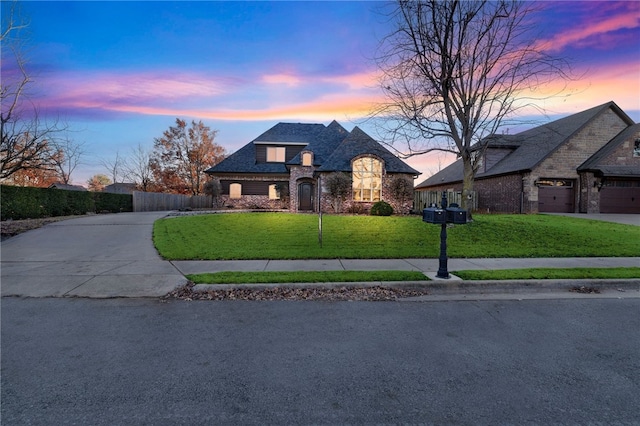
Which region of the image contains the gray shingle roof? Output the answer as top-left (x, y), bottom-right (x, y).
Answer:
top-left (578, 123), bottom-right (640, 177)
top-left (207, 121), bottom-right (419, 176)
top-left (317, 126), bottom-right (420, 175)
top-left (287, 120), bottom-right (349, 166)
top-left (253, 122), bottom-right (326, 143)
top-left (206, 122), bottom-right (325, 174)
top-left (416, 101), bottom-right (635, 188)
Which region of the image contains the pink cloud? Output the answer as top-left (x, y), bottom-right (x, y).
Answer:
top-left (538, 9), bottom-right (640, 52)
top-left (41, 70), bottom-right (231, 109)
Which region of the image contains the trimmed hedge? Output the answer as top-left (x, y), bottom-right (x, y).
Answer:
top-left (1, 185), bottom-right (133, 220)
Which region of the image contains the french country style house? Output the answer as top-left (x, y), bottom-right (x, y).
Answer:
top-left (415, 101), bottom-right (640, 214)
top-left (205, 121), bottom-right (420, 213)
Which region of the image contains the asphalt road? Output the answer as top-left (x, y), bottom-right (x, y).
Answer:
top-left (2, 297), bottom-right (639, 425)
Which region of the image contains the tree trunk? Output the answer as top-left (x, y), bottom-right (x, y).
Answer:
top-left (461, 153), bottom-right (474, 220)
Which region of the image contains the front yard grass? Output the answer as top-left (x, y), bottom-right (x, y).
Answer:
top-left (453, 267), bottom-right (640, 281)
top-left (188, 270), bottom-right (428, 284)
top-left (153, 212), bottom-right (640, 260)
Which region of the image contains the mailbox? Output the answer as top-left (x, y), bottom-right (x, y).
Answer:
top-left (446, 206), bottom-right (467, 224)
top-left (422, 207), bottom-right (445, 224)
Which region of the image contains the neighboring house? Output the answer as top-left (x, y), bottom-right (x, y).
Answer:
top-left (48, 183), bottom-right (88, 191)
top-left (205, 121), bottom-right (420, 213)
top-left (415, 101), bottom-right (639, 214)
top-left (103, 183), bottom-right (137, 194)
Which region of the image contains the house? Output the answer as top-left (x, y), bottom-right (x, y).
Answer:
top-left (415, 101), bottom-right (639, 214)
top-left (103, 183), bottom-right (137, 194)
top-left (48, 183), bottom-right (88, 191)
top-left (205, 121), bottom-right (420, 213)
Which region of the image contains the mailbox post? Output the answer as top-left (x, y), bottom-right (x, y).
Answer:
top-left (422, 192), bottom-right (468, 279)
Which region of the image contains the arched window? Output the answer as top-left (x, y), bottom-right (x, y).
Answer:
top-left (302, 152), bottom-right (312, 166)
top-left (352, 157), bottom-right (382, 202)
top-left (229, 183), bottom-right (242, 199)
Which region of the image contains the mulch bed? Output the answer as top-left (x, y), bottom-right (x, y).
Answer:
top-left (162, 282), bottom-right (431, 301)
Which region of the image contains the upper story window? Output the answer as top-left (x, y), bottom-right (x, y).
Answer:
top-left (634, 139), bottom-right (640, 157)
top-left (267, 147), bottom-right (286, 162)
top-left (302, 152), bottom-right (312, 166)
top-left (352, 157), bottom-right (382, 202)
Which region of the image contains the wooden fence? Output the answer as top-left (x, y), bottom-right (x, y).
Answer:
top-left (413, 190), bottom-right (477, 211)
top-left (132, 191), bottom-right (212, 212)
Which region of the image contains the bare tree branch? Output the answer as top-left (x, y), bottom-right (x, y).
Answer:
top-left (370, 0), bottom-right (573, 211)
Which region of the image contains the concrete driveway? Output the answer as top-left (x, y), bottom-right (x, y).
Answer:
top-left (544, 213), bottom-right (640, 226)
top-left (1, 212), bottom-right (187, 298)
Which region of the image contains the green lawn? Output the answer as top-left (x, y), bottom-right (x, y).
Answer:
top-left (454, 267), bottom-right (640, 281)
top-left (153, 212), bottom-right (640, 260)
top-left (188, 270), bottom-right (428, 284)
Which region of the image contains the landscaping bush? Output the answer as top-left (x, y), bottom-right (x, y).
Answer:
top-left (1, 185), bottom-right (132, 220)
top-left (94, 192), bottom-right (133, 213)
top-left (370, 201), bottom-right (394, 216)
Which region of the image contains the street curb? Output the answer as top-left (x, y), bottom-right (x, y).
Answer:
top-left (192, 278), bottom-right (640, 295)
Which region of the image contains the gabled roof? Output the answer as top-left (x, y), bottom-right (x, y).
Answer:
top-left (206, 121), bottom-right (419, 176)
top-left (417, 101), bottom-right (635, 188)
top-left (288, 120), bottom-right (349, 166)
top-left (318, 126), bottom-right (420, 175)
top-left (578, 123), bottom-right (640, 178)
top-left (206, 122), bottom-right (324, 175)
top-left (253, 122), bottom-right (326, 144)
top-left (48, 183), bottom-right (88, 191)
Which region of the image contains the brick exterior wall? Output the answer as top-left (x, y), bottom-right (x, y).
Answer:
top-left (215, 168), bottom-right (415, 215)
top-left (217, 174), bottom-right (289, 210)
top-left (474, 174), bottom-right (524, 213)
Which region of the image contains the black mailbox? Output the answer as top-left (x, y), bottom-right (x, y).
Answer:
top-left (423, 207), bottom-right (445, 224)
top-left (446, 206), bottom-right (467, 224)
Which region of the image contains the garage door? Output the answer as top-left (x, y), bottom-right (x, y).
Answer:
top-left (600, 187), bottom-right (640, 213)
top-left (539, 187), bottom-right (574, 213)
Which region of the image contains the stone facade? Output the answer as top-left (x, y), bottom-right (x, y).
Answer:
top-left (528, 108), bottom-right (629, 213)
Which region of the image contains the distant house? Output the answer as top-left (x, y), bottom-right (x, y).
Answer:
top-left (205, 121), bottom-right (420, 213)
top-left (48, 183), bottom-right (88, 192)
top-left (415, 101), bottom-right (639, 214)
top-left (103, 183), bottom-right (137, 194)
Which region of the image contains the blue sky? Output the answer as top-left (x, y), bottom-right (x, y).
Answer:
top-left (3, 1), bottom-right (639, 185)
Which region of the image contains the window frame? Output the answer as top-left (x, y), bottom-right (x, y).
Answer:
top-left (266, 147), bottom-right (286, 162)
top-left (352, 156), bottom-right (383, 202)
top-left (302, 152), bottom-right (313, 166)
top-left (229, 183), bottom-right (242, 199)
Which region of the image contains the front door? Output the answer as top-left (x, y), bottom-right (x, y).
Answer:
top-left (298, 182), bottom-right (314, 211)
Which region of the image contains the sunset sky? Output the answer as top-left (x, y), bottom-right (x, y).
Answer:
top-left (2, 0), bottom-right (639, 185)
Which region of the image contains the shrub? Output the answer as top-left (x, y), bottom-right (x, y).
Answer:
top-left (0, 185), bottom-right (132, 220)
top-left (324, 172), bottom-right (352, 213)
top-left (370, 201), bottom-right (394, 216)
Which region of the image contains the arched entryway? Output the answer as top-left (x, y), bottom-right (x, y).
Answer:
top-left (298, 182), bottom-right (314, 211)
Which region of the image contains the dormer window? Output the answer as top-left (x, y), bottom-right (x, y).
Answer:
top-left (267, 147), bottom-right (286, 162)
top-left (302, 152), bottom-right (312, 166)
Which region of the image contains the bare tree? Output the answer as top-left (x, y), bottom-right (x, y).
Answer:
top-left (50, 136), bottom-right (85, 184)
top-left (373, 0), bottom-right (571, 211)
top-left (1, 0), bottom-right (68, 181)
top-left (123, 143), bottom-right (153, 192)
top-left (100, 151), bottom-right (125, 184)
